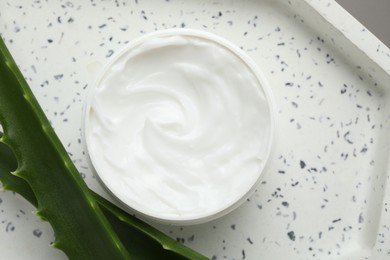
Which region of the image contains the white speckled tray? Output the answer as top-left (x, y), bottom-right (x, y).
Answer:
top-left (1, 0), bottom-right (389, 259)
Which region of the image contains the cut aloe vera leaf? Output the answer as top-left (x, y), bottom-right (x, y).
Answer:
top-left (0, 36), bottom-right (131, 260)
top-left (0, 36), bottom-right (207, 260)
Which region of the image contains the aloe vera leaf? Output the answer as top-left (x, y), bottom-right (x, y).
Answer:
top-left (0, 37), bottom-right (208, 259)
top-left (0, 141), bottom-right (208, 260)
top-left (0, 37), bottom-right (131, 259)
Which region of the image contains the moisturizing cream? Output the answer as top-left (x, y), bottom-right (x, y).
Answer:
top-left (84, 29), bottom-right (275, 224)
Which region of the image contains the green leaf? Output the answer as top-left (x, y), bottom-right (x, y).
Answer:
top-left (0, 36), bottom-right (208, 259)
top-left (0, 36), bottom-right (131, 260)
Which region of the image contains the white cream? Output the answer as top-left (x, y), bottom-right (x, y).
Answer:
top-left (84, 30), bottom-right (274, 224)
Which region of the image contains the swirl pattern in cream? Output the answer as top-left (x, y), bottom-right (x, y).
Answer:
top-left (85, 31), bottom-right (273, 223)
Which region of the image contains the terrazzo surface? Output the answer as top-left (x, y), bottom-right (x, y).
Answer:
top-left (1, 0), bottom-right (390, 259)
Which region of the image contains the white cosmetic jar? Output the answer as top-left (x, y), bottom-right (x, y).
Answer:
top-left (83, 29), bottom-right (275, 225)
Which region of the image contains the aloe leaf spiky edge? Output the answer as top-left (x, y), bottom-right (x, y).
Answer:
top-left (0, 36), bottom-right (131, 260)
top-left (0, 140), bottom-right (37, 206)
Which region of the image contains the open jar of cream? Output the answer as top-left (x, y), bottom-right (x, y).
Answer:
top-left (83, 29), bottom-right (275, 225)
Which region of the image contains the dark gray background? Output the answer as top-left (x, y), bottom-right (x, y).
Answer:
top-left (336, 0), bottom-right (390, 48)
